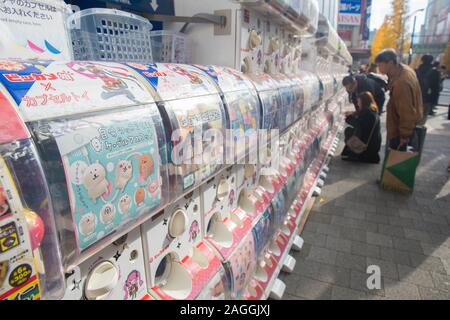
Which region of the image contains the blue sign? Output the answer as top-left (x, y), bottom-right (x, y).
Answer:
top-left (362, 0), bottom-right (372, 41)
top-left (339, 0), bottom-right (362, 14)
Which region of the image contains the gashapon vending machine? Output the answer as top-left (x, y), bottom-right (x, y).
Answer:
top-left (0, 76), bottom-right (64, 300)
top-left (124, 63), bottom-right (230, 300)
top-left (0, 60), bottom-right (169, 300)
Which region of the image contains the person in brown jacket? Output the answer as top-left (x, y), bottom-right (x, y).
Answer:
top-left (375, 49), bottom-right (423, 151)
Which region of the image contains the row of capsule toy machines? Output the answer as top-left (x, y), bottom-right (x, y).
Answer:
top-left (0, 1), bottom-right (352, 301)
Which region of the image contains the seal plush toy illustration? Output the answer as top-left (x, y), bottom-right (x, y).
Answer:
top-left (79, 212), bottom-right (96, 236)
top-left (119, 194), bottom-right (131, 215)
top-left (135, 188), bottom-right (145, 206)
top-left (115, 160), bottom-right (133, 191)
top-left (138, 154), bottom-right (154, 183)
top-left (100, 204), bottom-right (116, 225)
top-left (83, 161), bottom-right (109, 204)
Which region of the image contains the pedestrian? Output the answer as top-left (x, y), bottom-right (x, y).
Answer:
top-left (416, 55), bottom-right (441, 117)
top-left (342, 73), bottom-right (386, 114)
top-left (448, 102), bottom-right (450, 121)
top-left (375, 49), bottom-right (423, 151)
top-left (342, 91), bottom-right (382, 164)
top-left (359, 64), bottom-right (367, 74)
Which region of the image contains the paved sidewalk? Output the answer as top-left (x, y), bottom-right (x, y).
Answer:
top-left (281, 105), bottom-right (450, 300)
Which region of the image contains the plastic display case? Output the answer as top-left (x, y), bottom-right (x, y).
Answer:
top-left (0, 89), bottom-right (64, 300)
top-left (297, 71), bottom-right (321, 114)
top-left (252, 204), bottom-right (276, 257)
top-left (193, 65), bottom-right (261, 163)
top-left (150, 31), bottom-right (189, 64)
top-left (0, 60), bottom-right (169, 271)
top-left (126, 63), bottom-right (227, 195)
top-left (68, 8), bottom-right (153, 63)
top-left (247, 73), bottom-right (282, 132)
top-left (271, 73), bottom-right (297, 131)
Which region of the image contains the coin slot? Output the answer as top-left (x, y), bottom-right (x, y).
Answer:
top-left (84, 260), bottom-right (119, 300)
top-left (129, 250), bottom-right (138, 263)
top-left (216, 177), bottom-right (230, 202)
top-left (168, 209), bottom-right (188, 238)
top-left (207, 212), bottom-right (233, 248)
top-left (154, 252), bottom-right (192, 300)
top-left (238, 188), bottom-right (255, 213)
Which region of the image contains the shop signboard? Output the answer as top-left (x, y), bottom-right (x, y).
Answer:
top-left (338, 0), bottom-right (362, 26)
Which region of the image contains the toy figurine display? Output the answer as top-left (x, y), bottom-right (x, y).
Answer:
top-left (0, 0), bottom-right (350, 300)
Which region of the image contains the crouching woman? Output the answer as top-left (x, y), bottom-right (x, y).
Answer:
top-left (342, 91), bottom-right (382, 164)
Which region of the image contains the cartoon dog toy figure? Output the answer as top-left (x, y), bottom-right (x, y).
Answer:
top-left (119, 194), bottom-right (131, 215)
top-left (100, 204), bottom-right (116, 225)
top-left (134, 188), bottom-right (145, 206)
top-left (138, 154), bottom-right (154, 183)
top-left (83, 161), bottom-right (109, 204)
top-left (115, 160), bottom-right (133, 192)
top-left (79, 212), bottom-right (96, 236)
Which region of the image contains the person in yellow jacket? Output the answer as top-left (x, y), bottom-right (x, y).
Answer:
top-left (375, 49), bottom-right (424, 151)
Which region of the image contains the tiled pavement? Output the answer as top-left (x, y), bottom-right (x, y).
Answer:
top-left (281, 101), bottom-right (450, 300)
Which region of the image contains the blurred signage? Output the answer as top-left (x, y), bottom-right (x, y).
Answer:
top-left (338, 28), bottom-right (353, 41)
top-left (339, 0), bottom-right (362, 26)
top-left (362, 0), bottom-right (372, 40)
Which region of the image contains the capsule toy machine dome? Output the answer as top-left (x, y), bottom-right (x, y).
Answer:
top-left (191, 65), bottom-right (263, 232)
top-left (297, 70), bottom-right (321, 116)
top-left (245, 73), bottom-right (279, 133)
top-left (284, 70), bottom-right (305, 127)
top-left (316, 57), bottom-right (334, 103)
top-left (270, 73), bottom-right (297, 132)
top-left (125, 63), bottom-right (227, 196)
top-left (0, 80), bottom-right (64, 300)
top-left (124, 63), bottom-right (228, 300)
top-left (140, 189), bottom-right (226, 301)
top-left (193, 65), bottom-right (261, 165)
top-left (0, 60), bottom-right (169, 299)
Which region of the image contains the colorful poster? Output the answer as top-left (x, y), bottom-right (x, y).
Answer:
top-left (0, 90), bottom-right (29, 145)
top-left (0, 157), bottom-right (41, 300)
top-left (50, 108), bottom-right (163, 250)
top-left (0, 60), bottom-right (154, 122)
top-left (126, 63), bottom-right (218, 102)
top-left (228, 232), bottom-right (256, 299)
top-left (0, 0), bottom-right (72, 60)
top-left (259, 91), bottom-right (280, 130)
top-left (166, 95), bottom-right (225, 190)
top-left (223, 91), bottom-right (260, 160)
top-left (196, 267), bottom-right (228, 300)
top-left (193, 65), bottom-right (255, 94)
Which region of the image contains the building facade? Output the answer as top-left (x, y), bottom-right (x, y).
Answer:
top-left (415, 0), bottom-right (450, 58)
top-left (318, 0), bottom-right (340, 29)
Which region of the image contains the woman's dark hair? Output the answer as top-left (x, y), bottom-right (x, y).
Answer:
top-left (421, 54), bottom-right (434, 65)
top-left (375, 49), bottom-right (398, 64)
top-left (357, 91), bottom-right (378, 113)
top-left (342, 75), bottom-right (356, 86)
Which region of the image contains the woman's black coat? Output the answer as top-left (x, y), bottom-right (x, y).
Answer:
top-left (342, 108), bottom-right (382, 163)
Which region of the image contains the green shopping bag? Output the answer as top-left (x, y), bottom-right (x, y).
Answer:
top-left (380, 148), bottom-right (420, 194)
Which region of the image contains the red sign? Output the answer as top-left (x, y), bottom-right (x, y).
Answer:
top-left (338, 13), bottom-right (361, 26)
top-left (0, 91), bottom-right (29, 144)
top-left (338, 29), bottom-right (353, 41)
